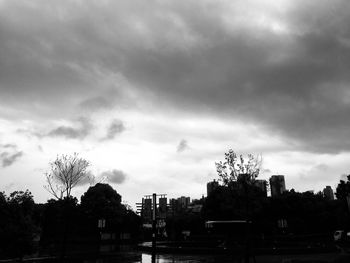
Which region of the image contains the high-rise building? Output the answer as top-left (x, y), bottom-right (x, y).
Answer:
top-left (323, 186), bottom-right (334, 200)
top-left (169, 198), bottom-right (179, 212)
top-left (143, 198), bottom-right (152, 220)
top-left (269, 175), bottom-right (286, 197)
top-left (169, 196), bottom-right (191, 213)
top-left (207, 180), bottom-right (219, 196)
top-left (179, 196), bottom-right (191, 208)
top-left (158, 197), bottom-right (168, 218)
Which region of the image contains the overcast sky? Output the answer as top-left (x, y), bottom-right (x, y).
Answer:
top-left (1, 0), bottom-right (349, 207)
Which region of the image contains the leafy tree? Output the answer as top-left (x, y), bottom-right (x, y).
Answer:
top-left (336, 174), bottom-right (350, 200)
top-left (39, 197), bottom-right (80, 258)
top-left (0, 190), bottom-right (37, 259)
top-left (215, 149), bottom-right (261, 186)
top-left (81, 184), bottom-right (122, 217)
top-left (81, 183), bottom-right (141, 240)
top-left (44, 153), bottom-right (90, 199)
top-left (213, 150), bottom-right (265, 262)
top-left (335, 175), bottom-right (350, 229)
top-left (214, 149), bottom-right (263, 219)
top-left (81, 183), bottom-right (125, 230)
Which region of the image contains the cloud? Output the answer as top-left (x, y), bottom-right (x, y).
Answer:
top-left (79, 96), bottom-right (114, 112)
top-left (47, 117), bottom-right (93, 139)
top-left (0, 151), bottom-right (23, 168)
top-left (0, 0), bottom-right (349, 153)
top-left (177, 139), bottom-right (189, 153)
top-left (101, 169), bottom-right (127, 184)
top-left (299, 163), bottom-right (331, 183)
top-left (0, 144), bottom-right (16, 149)
top-left (0, 143), bottom-right (23, 168)
top-left (104, 119), bottom-right (126, 140)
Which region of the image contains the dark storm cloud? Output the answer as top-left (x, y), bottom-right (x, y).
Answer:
top-left (1, 0), bottom-right (350, 153)
top-left (79, 89), bottom-right (124, 112)
top-left (101, 169), bottom-right (127, 184)
top-left (177, 139), bottom-right (189, 153)
top-left (0, 151), bottom-right (23, 168)
top-left (116, 0), bottom-right (350, 153)
top-left (47, 117), bottom-right (93, 139)
top-left (79, 96), bottom-right (113, 111)
top-left (104, 119), bottom-right (126, 140)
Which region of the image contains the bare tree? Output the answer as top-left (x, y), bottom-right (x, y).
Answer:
top-left (44, 153), bottom-right (90, 199)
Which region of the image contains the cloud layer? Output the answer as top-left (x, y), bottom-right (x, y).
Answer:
top-left (0, 0), bottom-right (349, 153)
top-left (0, 0), bottom-right (349, 205)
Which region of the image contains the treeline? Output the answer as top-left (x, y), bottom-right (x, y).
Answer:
top-left (204, 186), bottom-right (343, 235)
top-left (165, 182), bottom-right (350, 248)
top-left (1, 181), bottom-right (349, 260)
top-left (0, 183), bottom-right (141, 260)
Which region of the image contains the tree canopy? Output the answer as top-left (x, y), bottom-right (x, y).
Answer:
top-left (81, 183), bottom-right (123, 220)
top-left (215, 149), bottom-right (261, 186)
top-left (336, 174), bottom-right (350, 200)
top-left (0, 190), bottom-right (37, 258)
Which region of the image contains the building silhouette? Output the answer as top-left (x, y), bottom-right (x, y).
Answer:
top-left (170, 196), bottom-right (191, 212)
top-left (269, 175), bottom-right (286, 197)
top-left (179, 196), bottom-right (191, 208)
top-left (254, 179), bottom-right (268, 196)
top-left (207, 180), bottom-right (219, 196)
top-left (323, 186), bottom-right (334, 200)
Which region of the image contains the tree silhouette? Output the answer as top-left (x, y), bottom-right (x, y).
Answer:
top-left (215, 149), bottom-right (261, 186)
top-left (0, 190), bottom-right (37, 259)
top-left (336, 174), bottom-right (350, 200)
top-left (80, 183), bottom-right (123, 221)
top-left (215, 149), bottom-right (262, 263)
top-left (44, 153), bottom-right (90, 199)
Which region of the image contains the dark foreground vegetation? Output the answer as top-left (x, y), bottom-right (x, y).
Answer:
top-left (0, 184), bottom-right (141, 261)
top-left (1, 177), bottom-right (350, 261)
top-left (1, 151), bottom-right (350, 261)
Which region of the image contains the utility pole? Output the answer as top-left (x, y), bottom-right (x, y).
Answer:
top-left (152, 193), bottom-right (157, 253)
top-left (137, 193), bottom-right (168, 254)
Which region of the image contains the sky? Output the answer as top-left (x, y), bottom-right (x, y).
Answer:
top-left (1, 0), bottom-right (350, 207)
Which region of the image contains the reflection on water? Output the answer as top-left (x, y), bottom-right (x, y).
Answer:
top-left (141, 253), bottom-right (236, 263)
top-left (91, 252), bottom-right (238, 263)
top-left (90, 251), bottom-right (341, 263)
top-left (93, 252), bottom-right (239, 263)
